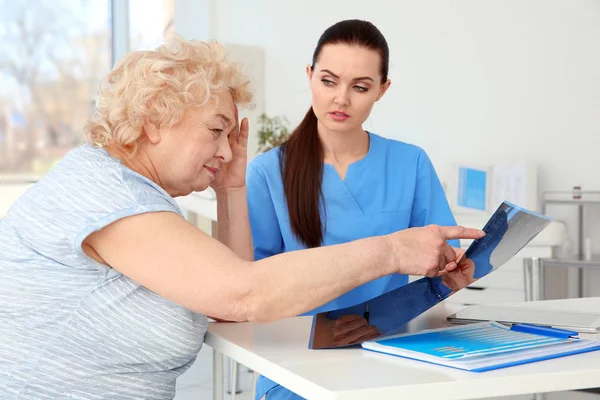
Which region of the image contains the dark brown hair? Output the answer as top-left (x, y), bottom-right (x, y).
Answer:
top-left (279, 19), bottom-right (390, 248)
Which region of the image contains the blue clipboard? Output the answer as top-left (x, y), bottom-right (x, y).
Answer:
top-left (361, 322), bottom-right (600, 372)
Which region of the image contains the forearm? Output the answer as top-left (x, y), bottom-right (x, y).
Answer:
top-left (88, 209), bottom-right (482, 323)
top-left (243, 235), bottom-right (394, 322)
top-left (215, 186), bottom-right (253, 261)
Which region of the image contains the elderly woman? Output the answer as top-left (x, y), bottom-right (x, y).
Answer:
top-left (0, 37), bottom-right (483, 399)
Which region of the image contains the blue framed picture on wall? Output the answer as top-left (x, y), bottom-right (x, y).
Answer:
top-left (458, 166), bottom-right (488, 211)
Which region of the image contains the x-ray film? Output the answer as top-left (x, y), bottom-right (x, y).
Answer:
top-left (308, 201), bottom-right (553, 349)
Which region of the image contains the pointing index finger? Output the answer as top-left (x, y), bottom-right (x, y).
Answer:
top-left (439, 225), bottom-right (485, 240)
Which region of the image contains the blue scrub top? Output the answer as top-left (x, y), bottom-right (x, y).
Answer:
top-left (246, 132), bottom-right (458, 400)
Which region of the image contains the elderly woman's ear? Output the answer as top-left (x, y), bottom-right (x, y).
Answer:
top-left (142, 118), bottom-right (162, 145)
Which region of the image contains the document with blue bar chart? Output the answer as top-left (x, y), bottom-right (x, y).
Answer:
top-left (361, 321), bottom-right (600, 372)
top-left (308, 201), bottom-right (554, 349)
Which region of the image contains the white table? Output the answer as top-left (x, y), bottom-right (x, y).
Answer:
top-left (205, 298), bottom-right (600, 400)
top-left (176, 190), bottom-right (217, 220)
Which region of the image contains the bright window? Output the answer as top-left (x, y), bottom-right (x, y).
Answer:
top-left (0, 0), bottom-right (171, 176)
top-left (0, 0), bottom-right (112, 175)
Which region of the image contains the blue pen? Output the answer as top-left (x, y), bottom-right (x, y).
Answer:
top-left (511, 323), bottom-right (578, 339)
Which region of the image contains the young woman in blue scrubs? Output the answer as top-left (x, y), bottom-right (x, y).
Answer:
top-left (247, 19), bottom-right (461, 400)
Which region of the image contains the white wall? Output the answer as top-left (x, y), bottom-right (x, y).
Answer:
top-left (171, 0), bottom-right (266, 163)
top-left (213, 0), bottom-right (600, 195)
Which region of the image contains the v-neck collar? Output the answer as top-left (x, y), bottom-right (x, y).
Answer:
top-left (324, 131), bottom-right (375, 182)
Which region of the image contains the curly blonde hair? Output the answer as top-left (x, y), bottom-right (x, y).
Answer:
top-left (85, 36), bottom-right (252, 151)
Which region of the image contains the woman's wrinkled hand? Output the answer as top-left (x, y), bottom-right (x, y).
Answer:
top-left (387, 225), bottom-right (485, 278)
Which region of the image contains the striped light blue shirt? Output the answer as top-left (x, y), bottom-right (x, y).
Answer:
top-left (0, 144), bottom-right (208, 399)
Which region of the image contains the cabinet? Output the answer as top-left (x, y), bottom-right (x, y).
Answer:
top-left (521, 190), bottom-right (600, 300)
